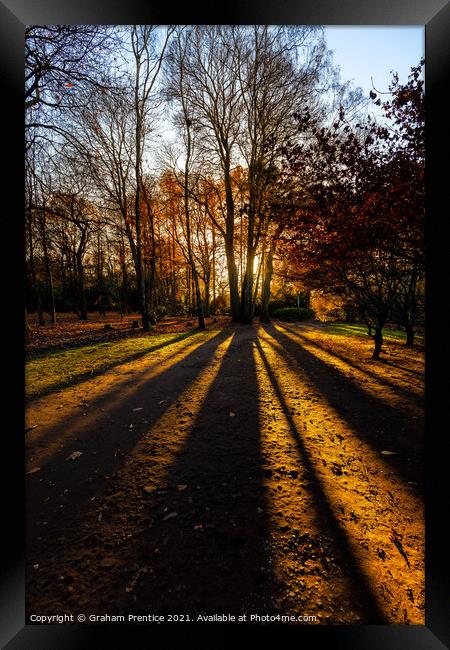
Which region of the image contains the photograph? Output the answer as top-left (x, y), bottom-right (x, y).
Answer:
top-left (22, 22), bottom-right (427, 628)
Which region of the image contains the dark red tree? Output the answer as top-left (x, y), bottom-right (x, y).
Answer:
top-left (279, 61), bottom-right (424, 358)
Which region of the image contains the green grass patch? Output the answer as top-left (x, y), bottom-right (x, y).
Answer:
top-left (322, 322), bottom-right (424, 342)
top-left (26, 329), bottom-right (212, 400)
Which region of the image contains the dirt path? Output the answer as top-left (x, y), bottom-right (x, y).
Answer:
top-left (26, 323), bottom-right (424, 624)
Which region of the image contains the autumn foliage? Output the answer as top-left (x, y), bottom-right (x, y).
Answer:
top-left (278, 62), bottom-right (424, 357)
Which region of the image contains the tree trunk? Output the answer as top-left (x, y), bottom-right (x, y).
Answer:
top-left (134, 110), bottom-right (150, 331)
top-left (222, 162), bottom-right (240, 321)
top-left (225, 241), bottom-right (240, 322)
top-left (204, 276), bottom-right (210, 318)
top-left (251, 250), bottom-right (262, 318)
top-left (27, 211), bottom-right (41, 320)
top-left (119, 230), bottom-right (129, 314)
top-left (171, 221), bottom-right (177, 313)
top-left (47, 266), bottom-right (57, 324)
top-left (144, 186), bottom-right (158, 318)
top-left (405, 324), bottom-right (415, 347)
top-left (139, 268), bottom-right (150, 331)
top-left (193, 274), bottom-right (205, 329)
top-left (40, 212), bottom-right (56, 324)
top-left (37, 294), bottom-right (45, 326)
top-left (240, 189), bottom-right (257, 324)
top-left (25, 308), bottom-right (31, 341)
top-left (76, 253), bottom-right (88, 320)
top-left (402, 269), bottom-right (419, 347)
top-left (260, 244), bottom-right (274, 323)
top-left (185, 267), bottom-right (190, 313)
top-left (371, 325), bottom-right (383, 360)
top-left (240, 247), bottom-right (255, 324)
top-left (212, 226), bottom-right (216, 315)
top-left (181, 100), bottom-right (205, 330)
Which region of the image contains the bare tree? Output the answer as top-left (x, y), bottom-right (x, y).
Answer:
top-left (25, 25), bottom-right (120, 152)
top-left (165, 26), bottom-right (243, 321)
top-left (165, 29), bottom-right (206, 329)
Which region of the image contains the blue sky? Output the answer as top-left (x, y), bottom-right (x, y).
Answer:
top-left (324, 26), bottom-right (424, 97)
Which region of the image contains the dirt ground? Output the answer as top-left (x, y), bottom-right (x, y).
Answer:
top-left (25, 321), bottom-right (424, 624)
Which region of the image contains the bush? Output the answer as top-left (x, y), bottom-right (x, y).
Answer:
top-left (156, 304), bottom-right (168, 319)
top-left (271, 307), bottom-right (315, 321)
top-left (268, 299), bottom-right (293, 313)
top-left (325, 307), bottom-right (345, 321)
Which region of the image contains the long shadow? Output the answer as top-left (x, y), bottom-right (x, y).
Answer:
top-left (26, 329), bottom-right (201, 401)
top-left (279, 323), bottom-right (423, 403)
top-left (26, 329), bottom-right (232, 568)
top-left (311, 325), bottom-right (425, 377)
top-left (322, 323), bottom-right (424, 345)
top-left (262, 324), bottom-right (424, 492)
top-left (254, 337), bottom-right (387, 623)
top-left (26, 330), bottom-right (221, 452)
top-left (379, 359), bottom-right (424, 378)
top-left (131, 326), bottom-right (274, 616)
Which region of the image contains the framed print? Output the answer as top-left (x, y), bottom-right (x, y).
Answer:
top-left (1, 0), bottom-right (448, 647)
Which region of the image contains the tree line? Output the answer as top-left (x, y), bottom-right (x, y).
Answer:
top-left (25, 25), bottom-right (424, 357)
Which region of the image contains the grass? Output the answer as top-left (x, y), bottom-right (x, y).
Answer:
top-left (322, 322), bottom-right (425, 343)
top-left (25, 329), bottom-right (209, 400)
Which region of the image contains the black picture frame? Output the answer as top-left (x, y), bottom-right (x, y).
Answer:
top-left (1, 0), bottom-right (448, 647)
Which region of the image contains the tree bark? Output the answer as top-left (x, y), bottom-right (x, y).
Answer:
top-left (260, 244), bottom-right (274, 323)
top-left (370, 315), bottom-right (387, 360)
top-left (212, 225), bottom-right (216, 315)
top-left (183, 150), bottom-right (205, 329)
top-left (405, 324), bottom-right (415, 347)
top-left (371, 328), bottom-right (383, 360)
top-left (40, 210), bottom-right (56, 324)
top-left (25, 308), bottom-right (31, 341)
top-left (76, 252), bottom-right (88, 320)
top-left (37, 294), bottom-right (45, 326)
top-left (225, 242), bottom-right (240, 321)
top-left (223, 163), bottom-right (240, 321)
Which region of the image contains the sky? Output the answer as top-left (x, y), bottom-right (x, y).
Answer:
top-left (144, 26), bottom-right (425, 171)
top-left (324, 26), bottom-right (424, 97)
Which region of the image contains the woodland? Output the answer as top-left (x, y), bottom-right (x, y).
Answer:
top-left (25, 26), bottom-right (425, 624)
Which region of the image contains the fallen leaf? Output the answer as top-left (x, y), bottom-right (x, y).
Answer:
top-left (132, 407), bottom-right (143, 412)
top-left (229, 411), bottom-right (236, 417)
top-left (27, 467), bottom-right (41, 475)
top-left (66, 451), bottom-right (83, 461)
top-left (381, 450), bottom-right (397, 456)
top-left (177, 484), bottom-right (188, 491)
top-left (163, 512), bottom-right (178, 521)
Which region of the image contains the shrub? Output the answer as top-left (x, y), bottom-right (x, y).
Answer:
top-left (325, 307), bottom-right (345, 321)
top-left (268, 299), bottom-right (293, 313)
top-left (271, 307), bottom-right (315, 321)
top-left (156, 304), bottom-right (168, 319)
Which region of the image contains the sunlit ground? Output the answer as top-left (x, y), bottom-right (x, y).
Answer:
top-left (254, 324), bottom-right (423, 622)
top-left (26, 322), bottom-right (424, 623)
